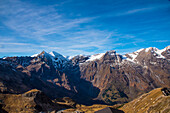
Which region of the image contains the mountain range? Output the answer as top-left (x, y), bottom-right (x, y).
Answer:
top-left (0, 46), bottom-right (169, 106)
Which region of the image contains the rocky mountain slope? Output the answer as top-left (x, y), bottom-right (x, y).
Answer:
top-left (120, 87), bottom-right (170, 113)
top-left (76, 46), bottom-right (170, 104)
top-left (0, 46), bottom-right (169, 105)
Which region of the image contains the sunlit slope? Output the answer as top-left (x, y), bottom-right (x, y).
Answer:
top-left (120, 88), bottom-right (170, 113)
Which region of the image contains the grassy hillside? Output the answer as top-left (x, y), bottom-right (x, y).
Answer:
top-left (0, 89), bottom-right (71, 113)
top-left (120, 88), bottom-right (170, 113)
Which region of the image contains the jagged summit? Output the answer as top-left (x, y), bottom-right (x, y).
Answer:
top-left (71, 50), bottom-right (119, 63)
top-left (106, 50), bottom-right (116, 55)
top-left (144, 46), bottom-right (169, 54)
top-left (124, 46), bottom-right (170, 63)
top-left (30, 51), bottom-right (70, 70)
top-left (50, 51), bottom-right (64, 58)
top-left (32, 51), bottom-right (65, 59)
top-left (165, 45), bottom-right (170, 50)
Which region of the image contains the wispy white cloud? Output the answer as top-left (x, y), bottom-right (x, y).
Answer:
top-left (116, 7), bottom-right (153, 16)
top-left (0, 42), bottom-right (31, 46)
top-left (125, 8), bottom-right (152, 14)
top-left (116, 4), bottom-right (170, 16)
top-left (0, 0), bottom-right (148, 57)
top-left (153, 40), bottom-right (169, 43)
top-left (0, 0), bottom-right (95, 40)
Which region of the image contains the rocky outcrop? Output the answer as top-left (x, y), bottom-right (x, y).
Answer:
top-left (161, 87), bottom-right (170, 96)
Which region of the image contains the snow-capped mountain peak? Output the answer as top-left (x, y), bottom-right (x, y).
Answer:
top-left (144, 47), bottom-right (166, 59)
top-left (29, 46), bottom-right (170, 67)
top-left (49, 51), bottom-right (68, 61)
top-left (124, 48), bottom-right (144, 62)
top-left (50, 51), bottom-right (62, 57)
top-left (31, 54), bottom-right (39, 57)
top-left (124, 46), bottom-right (170, 63)
top-left (145, 47), bottom-right (158, 52)
top-left (31, 51), bottom-right (69, 70)
top-left (86, 53), bottom-right (105, 62)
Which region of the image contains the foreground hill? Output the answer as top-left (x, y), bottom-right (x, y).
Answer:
top-left (120, 87), bottom-right (170, 113)
top-left (61, 88), bottom-right (169, 113)
top-left (0, 89), bottom-right (72, 113)
top-left (0, 46), bottom-right (169, 105)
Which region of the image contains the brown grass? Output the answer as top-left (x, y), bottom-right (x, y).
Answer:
top-left (0, 94), bottom-right (37, 113)
top-left (120, 88), bottom-right (170, 113)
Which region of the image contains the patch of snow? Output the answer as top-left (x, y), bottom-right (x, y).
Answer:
top-left (126, 58), bottom-right (135, 63)
top-left (66, 56), bottom-right (73, 60)
top-left (145, 47), bottom-right (158, 53)
top-left (107, 50), bottom-right (116, 55)
top-left (167, 46), bottom-right (170, 49)
top-left (145, 48), bottom-right (150, 52)
top-left (154, 46), bottom-right (169, 58)
top-left (31, 51), bottom-right (70, 69)
top-left (49, 51), bottom-right (70, 69)
top-left (68, 54), bottom-right (87, 60)
top-left (110, 53), bottom-right (115, 55)
top-left (155, 49), bottom-right (165, 59)
top-left (50, 51), bottom-right (61, 57)
top-left (144, 47), bottom-right (165, 59)
top-left (123, 48), bottom-right (143, 60)
top-left (122, 48), bottom-right (145, 63)
top-left (49, 51), bottom-right (69, 61)
top-left (86, 53), bottom-right (105, 62)
top-left (31, 54), bottom-right (39, 57)
top-left (2, 57), bottom-right (7, 59)
top-left (136, 48), bottom-right (144, 53)
top-left (122, 55), bottom-right (135, 63)
top-left (128, 53), bottom-right (137, 60)
top-left (63, 55), bottom-right (73, 59)
top-left (122, 55), bottom-right (127, 59)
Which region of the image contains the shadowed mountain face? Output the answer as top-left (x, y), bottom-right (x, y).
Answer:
top-left (0, 46), bottom-right (169, 105)
top-left (0, 51), bottom-right (100, 105)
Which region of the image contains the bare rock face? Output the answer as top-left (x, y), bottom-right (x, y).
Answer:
top-left (77, 46), bottom-right (170, 104)
top-left (0, 46), bottom-right (169, 105)
top-left (161, 87), bottom-right (170, 96)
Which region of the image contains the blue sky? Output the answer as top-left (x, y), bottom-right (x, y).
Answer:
top-left (0, 0), bottom-right (170, 57)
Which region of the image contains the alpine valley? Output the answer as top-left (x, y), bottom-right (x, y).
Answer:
top-left (0, 46), bottom-right (170, 112)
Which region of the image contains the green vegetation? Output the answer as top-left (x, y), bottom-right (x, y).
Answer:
top-left (102, 85), bottom-right (128, 104)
